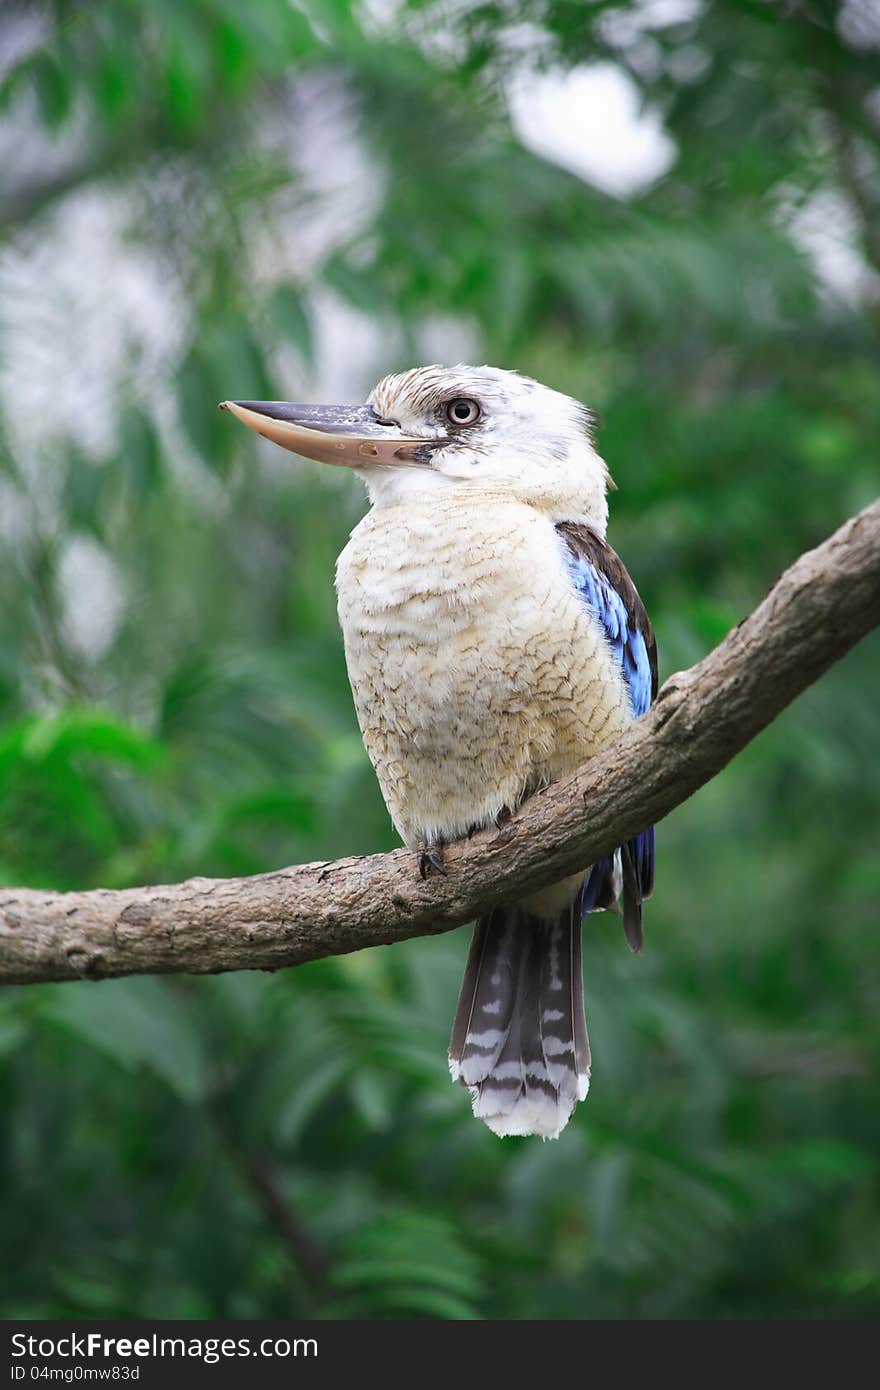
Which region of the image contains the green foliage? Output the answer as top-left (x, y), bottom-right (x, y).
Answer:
top-left (1, 0), bottom-right (878, 1321)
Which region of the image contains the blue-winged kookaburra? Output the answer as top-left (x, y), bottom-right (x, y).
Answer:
top-left (222, 366), bottom-right (656, 1139)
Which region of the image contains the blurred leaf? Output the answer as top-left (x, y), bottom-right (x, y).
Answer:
top-left (63, 454), bottom-right (106, 538)
top-left (31, 53), bottom-right (72, 128)
top-left (177, 350), bottom-right (232, 472)
top-left (119, 406), bottom-right (162, 497)
top-left (334, 1211), bottom-right (483, 1318)
top-left (267, 286), bottom-right (314, 365)
top-left (39, 980), bottom-right (210, 1103)
top-left (16, 711), bottom-right (164, 770)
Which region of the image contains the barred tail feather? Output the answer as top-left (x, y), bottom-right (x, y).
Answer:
top-left (448, 899), bottom-right (590, 1140)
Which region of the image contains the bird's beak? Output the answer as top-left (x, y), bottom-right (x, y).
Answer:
top-left (219, 400), bottom-right (446, 468)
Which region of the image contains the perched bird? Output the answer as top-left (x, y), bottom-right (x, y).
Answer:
top-left (221, 366), bottom-right (656, 1139)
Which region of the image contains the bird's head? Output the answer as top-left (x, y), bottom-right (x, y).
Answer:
top-left (221, 364), bottom-right (611, 531)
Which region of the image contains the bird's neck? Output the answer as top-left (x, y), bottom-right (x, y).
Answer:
top-left (359, 474), bottom-right (608, 536)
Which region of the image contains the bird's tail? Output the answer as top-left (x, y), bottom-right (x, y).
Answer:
top-left (448, 894), bottom-right (591, 1140)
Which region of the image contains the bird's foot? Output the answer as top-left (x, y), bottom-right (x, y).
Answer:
top-left (418, 845), bottom-right (447, 879)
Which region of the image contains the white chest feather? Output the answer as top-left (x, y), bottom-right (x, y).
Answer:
top-left (335, 490), bottom-right (632, 847)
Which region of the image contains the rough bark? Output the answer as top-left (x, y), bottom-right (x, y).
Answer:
top-left (1, 499), bottom-right (878, 987)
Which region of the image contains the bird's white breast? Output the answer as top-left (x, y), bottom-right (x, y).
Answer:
top-left (335, 488), bottom-right (632, 847)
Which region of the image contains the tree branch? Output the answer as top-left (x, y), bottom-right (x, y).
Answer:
top-left (2, 499), bottom-right (878, 987)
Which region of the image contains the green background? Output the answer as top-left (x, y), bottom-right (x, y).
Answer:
top-left (1, 0), bottom-right (878, 1319)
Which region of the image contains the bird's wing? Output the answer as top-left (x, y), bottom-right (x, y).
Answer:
top-left (555, 522), bottom-right (657, 716)
top-left (556, 522), bottom-right (657, 950)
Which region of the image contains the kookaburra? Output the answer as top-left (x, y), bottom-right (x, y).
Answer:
top-left (222, 365), bottom-right (656, 1139)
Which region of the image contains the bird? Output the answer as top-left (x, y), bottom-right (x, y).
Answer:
top-left (221, 365), bottom-right (656, 1139)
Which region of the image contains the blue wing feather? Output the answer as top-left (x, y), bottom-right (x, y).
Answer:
top-left (560, 544), bottom-right (653, 717)
top-left (556, 524), bottom-right (658, 937)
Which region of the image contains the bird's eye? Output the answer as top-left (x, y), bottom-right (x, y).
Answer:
top-left (445, 397), bottom-right (481, 427)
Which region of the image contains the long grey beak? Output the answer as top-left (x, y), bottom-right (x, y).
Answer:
top-left (219, 400), bottom-right (445, 468)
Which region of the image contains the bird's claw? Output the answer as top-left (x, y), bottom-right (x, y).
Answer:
top-left (418, 846), bottom-right (447, 879)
